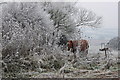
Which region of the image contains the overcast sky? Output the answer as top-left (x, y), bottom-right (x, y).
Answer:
top-left (76, 2), bottom-right (118, 41)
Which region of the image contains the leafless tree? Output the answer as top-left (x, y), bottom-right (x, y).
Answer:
top-left (75, 8), bottom-right (102, 28)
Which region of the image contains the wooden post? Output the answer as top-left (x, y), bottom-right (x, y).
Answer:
top-left (99, 43), bottom-right (109, 59)
top-left (105, 49), bottom-right (107, 58)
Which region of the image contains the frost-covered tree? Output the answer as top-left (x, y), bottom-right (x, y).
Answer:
top-left (42, 2), bottom-right (102, 41)
top-left (2, 2), bottom-right (102, 77)
top-left (71, 8), bottom-right (102, 40)
top-left (2, 2), bottom-right (54, 54)
top-left (41, 2), bottom-right (76, 46)
top-left (2, 2), bottom-right (55, 74)
top-left (74, 8), bottom-right (102, 27)
top-left (43, 2), bottom-right (76, 33)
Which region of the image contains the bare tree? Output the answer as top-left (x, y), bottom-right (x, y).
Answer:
top-left (75, 8), bottom-right (102, 28)
top-left (42, 2), bottom-right (102, 46)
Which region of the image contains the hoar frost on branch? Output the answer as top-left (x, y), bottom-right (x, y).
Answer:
top-left (42, 2), bottom-right (102, 41)
top-left (2, 2), bottom-right (102, 76)
top-left (74, 8), bottom-right (102, 27)
top-left (2, 1), bottom-right (102, 64)
top-left (2, 3), bottom-right (54, 50)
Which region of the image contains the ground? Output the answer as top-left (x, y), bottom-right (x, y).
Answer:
top-left (4, 50), bottom-right (118, 78)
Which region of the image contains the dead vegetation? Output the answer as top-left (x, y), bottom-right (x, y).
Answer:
top-left (2, 49), bottom-right (118, 78)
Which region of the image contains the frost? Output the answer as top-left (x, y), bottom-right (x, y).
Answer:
top-left (1, 2), bottom-right (117, 78)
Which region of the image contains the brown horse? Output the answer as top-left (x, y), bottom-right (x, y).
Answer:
top-left (67, 39), bottom-right (89, 58)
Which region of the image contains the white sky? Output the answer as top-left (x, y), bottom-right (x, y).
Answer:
top-left (76, 2), bottom-right (118, 41)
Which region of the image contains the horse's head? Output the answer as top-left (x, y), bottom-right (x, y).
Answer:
top-left (67, 40), bottom-right (73, 51)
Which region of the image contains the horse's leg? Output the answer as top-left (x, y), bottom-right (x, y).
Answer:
top-left (76, 47), bottom-right (80, 58)
top-left (73, 49), bottom-right (76, 59)
top-left (85, 49), bottom-right (88, 60)
top-left (86, 49), bottom-right (88, 55)
top-left (81, 49), bottom-right (88, 60)
top-left (105, 50), bottom-right (107, 59)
